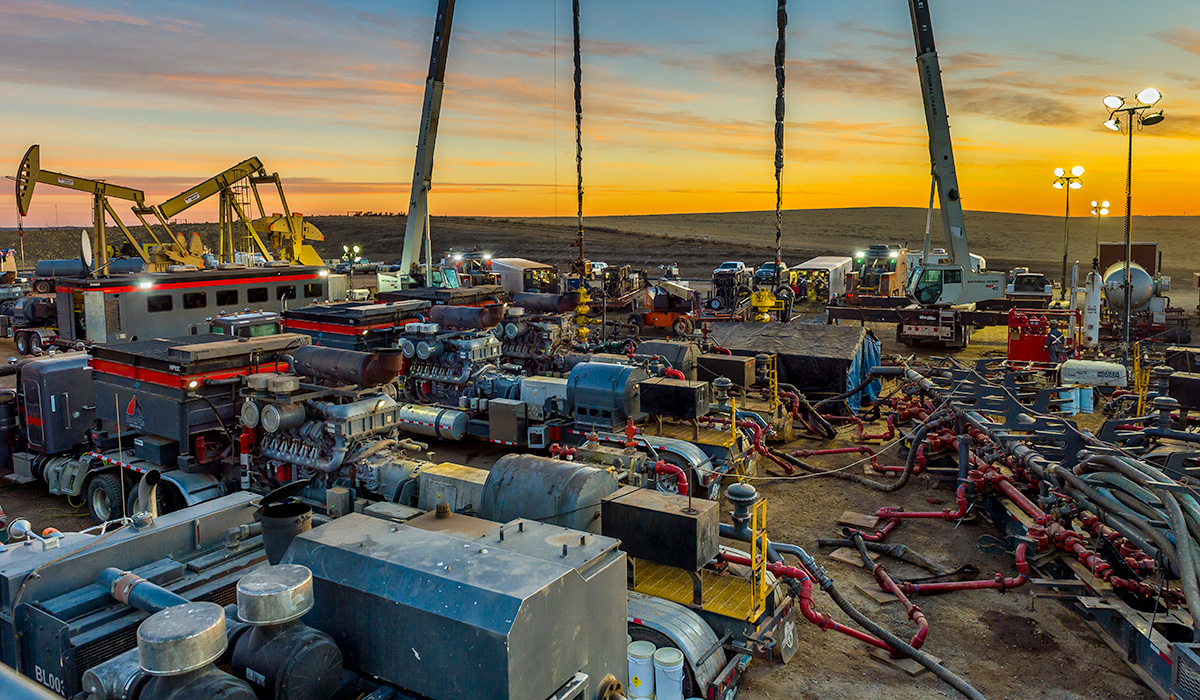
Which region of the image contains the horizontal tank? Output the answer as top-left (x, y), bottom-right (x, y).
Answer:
top-left (395, 403), bottom-right (468, 440)
top-left (35, 258), bottom-right (144, 277)
top-left (429, 303), bottom-right (504, 329)
top-left (512, 292), bottom-right (581, 314)
top-left (481, 454), bottom-right (619, 533)
top-left (1102, 261), bottom-right (1165, 312)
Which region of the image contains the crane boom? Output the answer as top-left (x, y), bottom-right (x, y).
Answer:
top-left (400, 0), bottom-right (456, 279)
top-left (904, 0), bottom-right (1004, 307)
top-left (908, 0), bottom-right (967, 266)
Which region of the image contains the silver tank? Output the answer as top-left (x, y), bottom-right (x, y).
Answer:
top-left (396, 403), bottom-right (468, 440)
top-left (480, 454), bottom-right (619, 533)
top-left (1103, 261), bottom-right (1165, 312)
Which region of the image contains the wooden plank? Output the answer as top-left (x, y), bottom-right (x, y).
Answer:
top-left (838, 511), bottom-right (880, 530)
top-left (855, 583), bottom-right (900, 605)
top-left (828, 547), bottom-right (865, 568)
top-left (1063, 558), bottom-right (1113, 593)
top-left (869, 648), bottom-right (942, 676)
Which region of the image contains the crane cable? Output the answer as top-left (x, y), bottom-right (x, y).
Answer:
top-left (773, 0), bottom-right (787, 283)
top-left (572, 0), bottom-right (585, 273)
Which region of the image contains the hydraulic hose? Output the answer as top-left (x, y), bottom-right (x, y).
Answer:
top-left (769, 408), bottom-right (948, 492)
top-left (1080, 455), bottom-right (1200, 634)
top-left (812, 372), bottom-right (881, 413)
top-left (769, 540), bottom-right (986, 700)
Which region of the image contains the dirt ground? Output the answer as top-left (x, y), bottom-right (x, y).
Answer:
top-left (0, 211), bottom-right (1182, 698)
top-left (0, 325), bottom-right (1159, 700)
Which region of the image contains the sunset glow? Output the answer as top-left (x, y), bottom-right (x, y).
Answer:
top-left (4, 0), bottom-right (1200, 227)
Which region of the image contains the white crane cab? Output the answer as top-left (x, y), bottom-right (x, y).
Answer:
top-left (907, 263), bottom-right (1004, 306)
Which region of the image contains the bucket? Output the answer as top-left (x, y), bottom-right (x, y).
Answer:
top-left (627, 640), bottom-right (656, 698)
top-left (653, 647), bottom-right (686, 700)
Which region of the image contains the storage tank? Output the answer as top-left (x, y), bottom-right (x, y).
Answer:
top-left (34, 258), bottom-right (144, 277)
top-left (1103, 261), bottom-right (1168, 312)
top-left (481, 454), bottom-right (619, 533)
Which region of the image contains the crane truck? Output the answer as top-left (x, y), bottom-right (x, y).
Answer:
top-left (826, 0), bottom-right (1008, 348)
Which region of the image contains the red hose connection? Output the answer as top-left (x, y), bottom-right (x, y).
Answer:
top-left (653, 460), bottom-right (689, 496)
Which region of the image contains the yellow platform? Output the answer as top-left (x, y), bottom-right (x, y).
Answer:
top-left (633, 558), bottom-right (757, 622)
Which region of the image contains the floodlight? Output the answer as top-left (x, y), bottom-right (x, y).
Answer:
top-left (1103, 95), bottom-right (1125, 110)
top-left (1141, 110), bottom-right (1165, 126)
top-left (1102, 200), bottom-right (1110, 207)
top-left (1052, 181), bottom-right (1064, 189)
top-left (1100, 208), bottom-right (1109, 215)
top-left (1053, 167), bottom-right (1065, 177)
top-left (1137, 87), bottom-right (1162, 105)
top-left (1103, 118), bottom-right (1120, 132)
top-left (1091, 201), bottom-right (1098, 207)
top-left (1071, 166), bottom-right (1085, 177)
top-left (1069, 181), bottom-right (1082, 189)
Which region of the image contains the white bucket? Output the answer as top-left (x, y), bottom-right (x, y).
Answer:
top-left (653, 646), bottom-right (686, 700)
top-left (628, 640), bottom-right (656, 698)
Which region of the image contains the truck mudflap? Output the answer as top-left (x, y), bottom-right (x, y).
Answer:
top-left (157, 470), bottom-right (223, 506)
top-left (627, 591), bottom-right (727, 690)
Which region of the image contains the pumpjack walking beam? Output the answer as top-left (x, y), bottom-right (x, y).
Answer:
top-left (16, 144), bottom-right (158, 271)
top-left (152, 157), bottom-right (275, 264)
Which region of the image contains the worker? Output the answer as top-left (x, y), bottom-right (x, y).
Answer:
top-left (1045, 321), bottom-right (1067, 363)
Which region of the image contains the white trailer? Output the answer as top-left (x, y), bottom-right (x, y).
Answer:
top-left (794, 256), bottom-right (853, 304)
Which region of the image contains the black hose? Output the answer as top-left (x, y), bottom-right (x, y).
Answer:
top-left (769, 409), bottom-right (948, 492)
top-left (812, 371), bottom-right (882, 413)
top-left (780, 382), bottom-right (836, 439)
top-left (770, 540), bottom-right (986, 700)
top-left (816, 537), bottom-right (949, 575)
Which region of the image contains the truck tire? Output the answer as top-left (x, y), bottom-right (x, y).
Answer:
top-left (126, 483), bottom-right (180, 518)
top-left (32, 280), bottom-right (52, 294)
top-left (628, 625), bottom-right (700, 698)
top-left (14, 332), bottom-right (28, 355)
top-left (86, 473), bottom-right (124, 524)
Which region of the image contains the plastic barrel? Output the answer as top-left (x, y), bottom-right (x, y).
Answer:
top-left (627, 641), bottom-right (656, 698)
top-left (653, 647), bottom-right (686, 700)
top-left (1058, 388), bottom-right (1077, 416)
top-left (1079, 387), bottom-right (1095, 413)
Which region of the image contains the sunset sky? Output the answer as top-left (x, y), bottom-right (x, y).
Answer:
top-left (4, 0), bottom-right (1200, 228)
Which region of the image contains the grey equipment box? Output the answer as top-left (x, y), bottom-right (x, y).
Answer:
top-left (638, 377), bottom-right (711, 419)
top-left (417, 463), bottom-right (489, 513)
top-left (283, 514), bottom-right (627, 700)
top-left (601, 486), bottom-right (719, 571)
top-left (697, 353), bottom-right (757, 388)
top-left (488, 398), bottom-right (527, 446)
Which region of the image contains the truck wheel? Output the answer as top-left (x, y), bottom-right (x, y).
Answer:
top-left (29, 333), bottom-right (41, 351)
top-left (628, 625), bottom-right (700, 698)
top-left (32, 280), bottom-right (52, 294)
top-left (86, 473), bottom-right (124, 524)
top-left (126, 484), bottom-right (180, 518)
top-left (14, 332), bottom-right (28, 355)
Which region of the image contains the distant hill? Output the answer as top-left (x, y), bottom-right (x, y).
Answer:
top-left (3, 207), bottom-right (1197, 287)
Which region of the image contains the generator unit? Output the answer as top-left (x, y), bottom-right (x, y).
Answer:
top-left (91, 333), bottom-right (311, 472)
top-left (283, 299), bottom-right (430, 351)
top-left (567, 362), bottom-right (647, 430)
